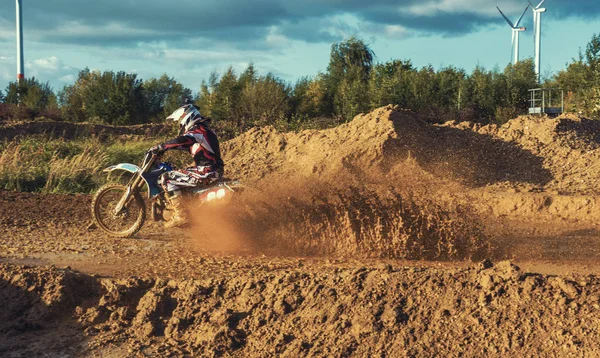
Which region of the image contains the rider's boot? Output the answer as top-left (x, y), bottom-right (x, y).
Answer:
top-left (165, 194), bottom-right (189, 228)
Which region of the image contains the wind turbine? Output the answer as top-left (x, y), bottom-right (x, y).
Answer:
top-left (16, 0), bottom-right (24, 81)
top-left (529, 0), bottom-right (547, 82)
top-left (497, 6), bottom-right (528, 65)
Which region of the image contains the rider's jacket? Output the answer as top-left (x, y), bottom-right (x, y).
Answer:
top-left (161, 123), bottom-right (224, 170)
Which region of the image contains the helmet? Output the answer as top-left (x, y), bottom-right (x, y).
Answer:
top-left (166, 104), bottom-right (206, 135)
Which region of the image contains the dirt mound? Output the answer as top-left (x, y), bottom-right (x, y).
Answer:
top-left (223, 106), bottom-right (552, 188)
top-left (223, 106), bottom-right (399, 182)
top-left (447, 113), bottom-right (600, 195)
top-left (224, 106), bottom-right (600, 194)
top-left (0, 265), bottom-right (99, 357)
top-left (222, 106), bottom-right (600, 226)
top-left (3, 262), bottom-right (600, 356)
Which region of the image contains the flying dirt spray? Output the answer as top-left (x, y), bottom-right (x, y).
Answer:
top-left (186, 173), bottom-right (492, 260)
top-left (201, 106), bottom-right (499, 260)
top-left (16, 0), bottom-right (24, 81)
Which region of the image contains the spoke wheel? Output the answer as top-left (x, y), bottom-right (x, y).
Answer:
top-left (92, 183), bottom-right (145, 237)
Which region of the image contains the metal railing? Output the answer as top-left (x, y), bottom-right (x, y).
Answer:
top-left (528, 88), bottom-right (564, 116)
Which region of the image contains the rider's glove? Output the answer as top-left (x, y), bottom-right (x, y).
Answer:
top-left (150, 144), bottom-right (165, 155)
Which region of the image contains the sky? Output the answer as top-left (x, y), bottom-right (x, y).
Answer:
top-left (0, 0), bottom-right (599, 94)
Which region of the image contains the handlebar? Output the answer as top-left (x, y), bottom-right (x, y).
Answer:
top-left (142, 150), bottom-right (158, 168)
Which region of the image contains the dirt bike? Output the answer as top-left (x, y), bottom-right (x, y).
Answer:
top-left (91, 150), bottom-right (243, 237)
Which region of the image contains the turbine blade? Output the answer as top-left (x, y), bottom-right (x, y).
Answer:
top-left (536, 0), bottom-right (546, 9)
top-left (527, 0), bottom-right (535, 9)
top-left (497, 6), bottom-right (515, 27)
top-left (515, 6), bottom-right (529, 26)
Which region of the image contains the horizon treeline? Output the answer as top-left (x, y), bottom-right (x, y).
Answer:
top-left (1, 34), bottom-right (599, 135)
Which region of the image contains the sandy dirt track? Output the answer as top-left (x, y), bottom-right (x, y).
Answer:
top-left (3, 106), bottom-right (600, 356)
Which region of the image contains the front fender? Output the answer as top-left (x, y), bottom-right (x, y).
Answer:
top-left (103, 163), bottom-right (141, 174)
top-left (104, 163), bottom-right (166, 199)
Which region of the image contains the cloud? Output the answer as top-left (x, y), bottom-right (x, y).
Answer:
top-left (384, 25), bottom-right (412, 39)
top-left (274, 15), bottom-right (361, 44)
top-left (59, 74), bottom-right (75, 83)
top-left (50, 21), bottom-right (163, 43)
top-left (404, 0), bottom-right (525, 17)
top-left (19, 56), bottom-right (78, 87)
top-left (32, 56), bottom-right (61, 71)
top-left (362, 10), bottom-right (493, 36)
top-left (0, 0), bottom-right (598, 48)
top-left (0, 0), bottom-right (598, 94)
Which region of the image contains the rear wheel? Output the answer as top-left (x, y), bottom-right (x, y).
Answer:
top-left (92, 183), bottom-right (146, 237)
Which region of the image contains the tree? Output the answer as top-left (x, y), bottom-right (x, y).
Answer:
top-left (211, 67), bottom-right (241, 122)
top-left (411, 65), bottom-right (439, 111)
top-left (368, 60), bottom-right (415, 110)
top-left (502, 60), bottom-right (537, 113)
top-left (197, 71), bottom-right (220, 119)
top-left (436, 66), bottom-right (466, 110)
top-left (325, 37), bottom-right (375, 117)
top-left (585, 33), bottom-right (600, 76)
top-left (60, 69), bottom-right (146, 124)
top-left (237, 63), bottom-right (257, 89)
top-left (555, 61), bottom-right (587, 96)
top-left (239, 73), bottom-right (291, 124)
top-left (327, 37), bottom-right (375, 81)
top-left (143, 75), bottom-right (192, 122)
top-left (4, 77), bottom-right (57, 111)
top-left (335, 65), bottom-right (370, 120)
top-left (291, 75), bottom-right (327, 119)
top-left (585, 33), bottom-right (600, 116)
top-left (464, 66), bottom-right (496, 122)
top-left (551, 34), bottom-right (600, 117)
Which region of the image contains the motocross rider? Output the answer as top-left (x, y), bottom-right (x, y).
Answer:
top-left (150, 101), bottom-right (224, 228)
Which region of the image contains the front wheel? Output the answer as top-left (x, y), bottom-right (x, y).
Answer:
top-left (91, 183), bottom-right (146, 237)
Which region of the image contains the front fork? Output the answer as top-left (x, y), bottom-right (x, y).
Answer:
top-left (113, 180), bottom-right (142, 215)
top-left (113, 153), bottom-right (156, 215)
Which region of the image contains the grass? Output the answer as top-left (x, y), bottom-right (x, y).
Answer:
top-left (0, 142), bottom-right (48, 192)
top-left (0, 134), bottom-right (180, 194)
top-left (44, 147), bottom-right (108, 193)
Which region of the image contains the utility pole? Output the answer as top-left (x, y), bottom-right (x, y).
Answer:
top-left (16, 0), bottom-right (24, 82)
